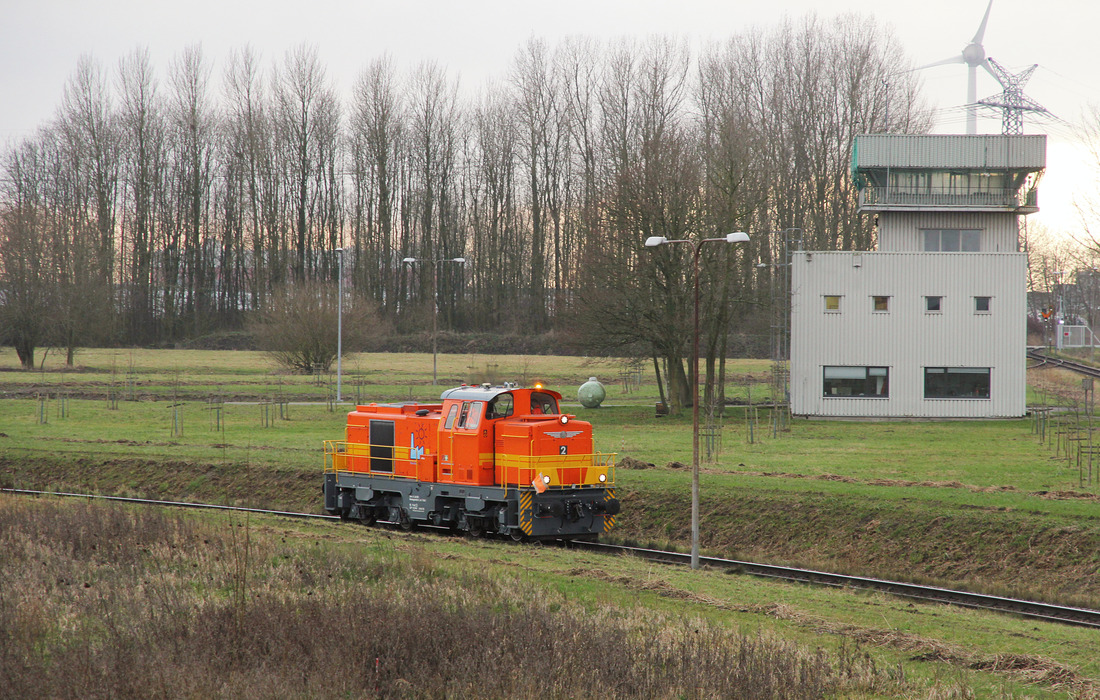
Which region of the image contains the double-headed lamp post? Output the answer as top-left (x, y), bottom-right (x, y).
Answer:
top-left (645, 231), bottom-right (750, 570)
top-left (402, 256), bottom-right (467, 385)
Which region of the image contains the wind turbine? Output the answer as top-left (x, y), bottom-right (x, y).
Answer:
top-left (916, 0), bottom-right (1000, 134)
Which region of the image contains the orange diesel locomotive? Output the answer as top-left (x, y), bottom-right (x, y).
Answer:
top-left (323, 383), bottom-right (619, 540)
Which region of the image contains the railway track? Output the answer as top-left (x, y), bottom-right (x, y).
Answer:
top-left (570, 541), bottom-right (1100, 629)
top-left (1027, 348), bottom-right (1100, 379)
top-left (5, 486), bottom-right (1100, 629)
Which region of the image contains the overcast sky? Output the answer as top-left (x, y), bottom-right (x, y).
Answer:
top-left (1, 0), bottom-right (1095, 232)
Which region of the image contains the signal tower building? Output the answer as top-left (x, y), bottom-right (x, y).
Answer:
top-left (789, 134), bottom-right (1045, 418)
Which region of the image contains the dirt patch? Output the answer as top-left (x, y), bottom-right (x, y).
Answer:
top-left (615, 457), bottom-right (654, 470)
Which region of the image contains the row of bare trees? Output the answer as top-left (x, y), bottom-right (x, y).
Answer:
top-left (2, 16), bottom-right (930, 404)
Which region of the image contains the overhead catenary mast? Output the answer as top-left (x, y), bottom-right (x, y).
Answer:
top-left (977, 58), bottom-right (1050, 135)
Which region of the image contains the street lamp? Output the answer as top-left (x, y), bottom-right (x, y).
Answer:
top-left (335, 248), bottom-right (344, 402)
top-left (645, 231), bottom-right (750, 570)
top-left (402, 256), bottom-right (468, 385)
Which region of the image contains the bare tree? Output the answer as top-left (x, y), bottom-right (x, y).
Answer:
top-left (512, 38), bottom-right (572, 323)
top-left (405, 61), bottom-right (464, 329)
top-left (58, 55), bottom-right (119, 293)
top-left (225, 45), bottom-right (280, 307)
top-left (0, 137), bottom-right (52, 368)
top-left (53, 57), bottom-right (119, 361)
top-left (164, 44), bottom-right (217, 337)
top-left (272, 44), bottom-right (337, 282)
top-left (250, 281), bottom-right (385, 372)
top-left (117, 46), bottom-right (165, 343)
top-left (349, 56), bottom-right (404, 315)
top-left (466, 83), bottom-right (520, 328)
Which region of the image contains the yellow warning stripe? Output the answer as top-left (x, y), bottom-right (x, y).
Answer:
top-left (603, 489), bottom-right (617, 532)
top-left (519, 490), bottom-right (533, 535)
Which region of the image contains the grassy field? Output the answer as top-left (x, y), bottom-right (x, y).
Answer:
top-left (2, 347), bottom-right (1100, 697)
top-left (2, 495), bottom-right (1095, 699)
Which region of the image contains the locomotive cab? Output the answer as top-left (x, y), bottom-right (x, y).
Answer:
top-left (324, 383), bottom-right (618, 540)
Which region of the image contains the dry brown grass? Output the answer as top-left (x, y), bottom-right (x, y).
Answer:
top-left (0, 495), bottom-right (907, 699)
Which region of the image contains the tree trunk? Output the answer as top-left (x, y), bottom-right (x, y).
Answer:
top-left (15, 339), bottom-right (35, 370)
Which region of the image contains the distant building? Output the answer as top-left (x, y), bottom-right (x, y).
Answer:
top-left (790, 134), bottom-right (1045, 418)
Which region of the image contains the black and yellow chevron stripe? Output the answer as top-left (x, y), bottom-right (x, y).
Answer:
top-left (519, 490), bottom-right (533, 535)
top-left (602, 489), bottom-right (617, 533)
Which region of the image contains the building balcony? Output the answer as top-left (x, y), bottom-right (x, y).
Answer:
top-left (858, 185), bottom-right (1038, 214)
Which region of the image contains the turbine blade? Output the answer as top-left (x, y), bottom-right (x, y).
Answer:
top-left (915, 54), bottom-right (965, 71)
top-left (972, 0), bottom-right (993, 44)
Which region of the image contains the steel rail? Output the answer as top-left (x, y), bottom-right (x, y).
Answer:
top-left (1027, 349), bottom-right (1100, 379)
top-left (0, 487), bottom-right (340, 522)
top-left (570, 541), bottom-right (1100, 629)
top-left (6, 487), bottom-right (1099, 628)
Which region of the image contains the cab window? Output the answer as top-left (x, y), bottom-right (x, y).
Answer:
top-left (486, 394), bottom-right (513, 419)
top-left (530, 392), bottom-right (558, 415)
top-left (462, 401), bottom-right (484, 430)
top-left (443, 404), bottom-right (459, 429)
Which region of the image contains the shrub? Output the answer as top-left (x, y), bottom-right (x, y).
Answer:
top-left (248, 282), bottom-right (389, 373)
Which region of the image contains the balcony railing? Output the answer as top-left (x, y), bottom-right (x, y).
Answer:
top-left (859, 186), bottom-right (1037, 212)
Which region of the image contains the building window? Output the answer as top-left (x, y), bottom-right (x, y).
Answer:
top-left (823, 366), bottom-right (889, 398)
top-left (922, 229), bottom-right (981, 252)
top-left (824, 295), bottom-right (841, 311)
top-left (975, 296), bottom-right (991, 313)
top-left (889, 170), bottom-right (930, 193)
top-left (925, 296), bottom-right (943, 312)
top-left (924, 367), bottom-right (990, 399)
top-left (872, 296), bottom-right (889, 312)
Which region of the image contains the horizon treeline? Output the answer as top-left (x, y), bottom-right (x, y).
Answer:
top-left (0, 14), bottom-right (930, 381)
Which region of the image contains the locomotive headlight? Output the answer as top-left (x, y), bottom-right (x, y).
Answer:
top-left (599, 474), bottom-right (607, 483)
top-left (542, 474), bottom-right (551, 484)
top-left (559, 415), bottom-right (569, 425)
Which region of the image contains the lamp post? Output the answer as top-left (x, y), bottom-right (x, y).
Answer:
top-left (402, 256), bottom-right (467, 385)
top-left (336, 247), bottom-right (344, 402)
top-left (645, 231), bottom-right (750, 570)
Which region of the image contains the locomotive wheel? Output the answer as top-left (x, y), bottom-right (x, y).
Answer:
top-left (398, 510), bottom-right (416, 531)
top-left (466, 519), bottom-right (483, 538)
top-left (509, 529), bottom-right (526, 543)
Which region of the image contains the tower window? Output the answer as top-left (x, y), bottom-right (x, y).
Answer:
top-left (975, 296), bottom-right (991, 313)
top-left (824, 295), bottom-right (841, 311)
top-left (925, 296), bottom-right (943, 312)
top-left (923, 229), bottom-right (981, 252)
top-left (872, 296), bottom-right (889, 312)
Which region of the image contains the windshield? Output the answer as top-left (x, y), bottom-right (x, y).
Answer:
top-left (486, 393), bottom-right (514, 420)
top-left (529, 392), bottom-right (559, 415)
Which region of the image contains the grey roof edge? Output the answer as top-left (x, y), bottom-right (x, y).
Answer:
top-left (852, 134), bottom-right (1046, 171)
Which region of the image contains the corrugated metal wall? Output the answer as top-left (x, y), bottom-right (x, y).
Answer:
top-left (877, 212), bottom-right (1019, 252)
top-left (790, 251), bottom-right (1026, 418)
top-left (854, 134), bottom-right (1046, 170)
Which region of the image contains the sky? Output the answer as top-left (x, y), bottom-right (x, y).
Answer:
top-left (1, 0), bottom-right (1096, 233)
